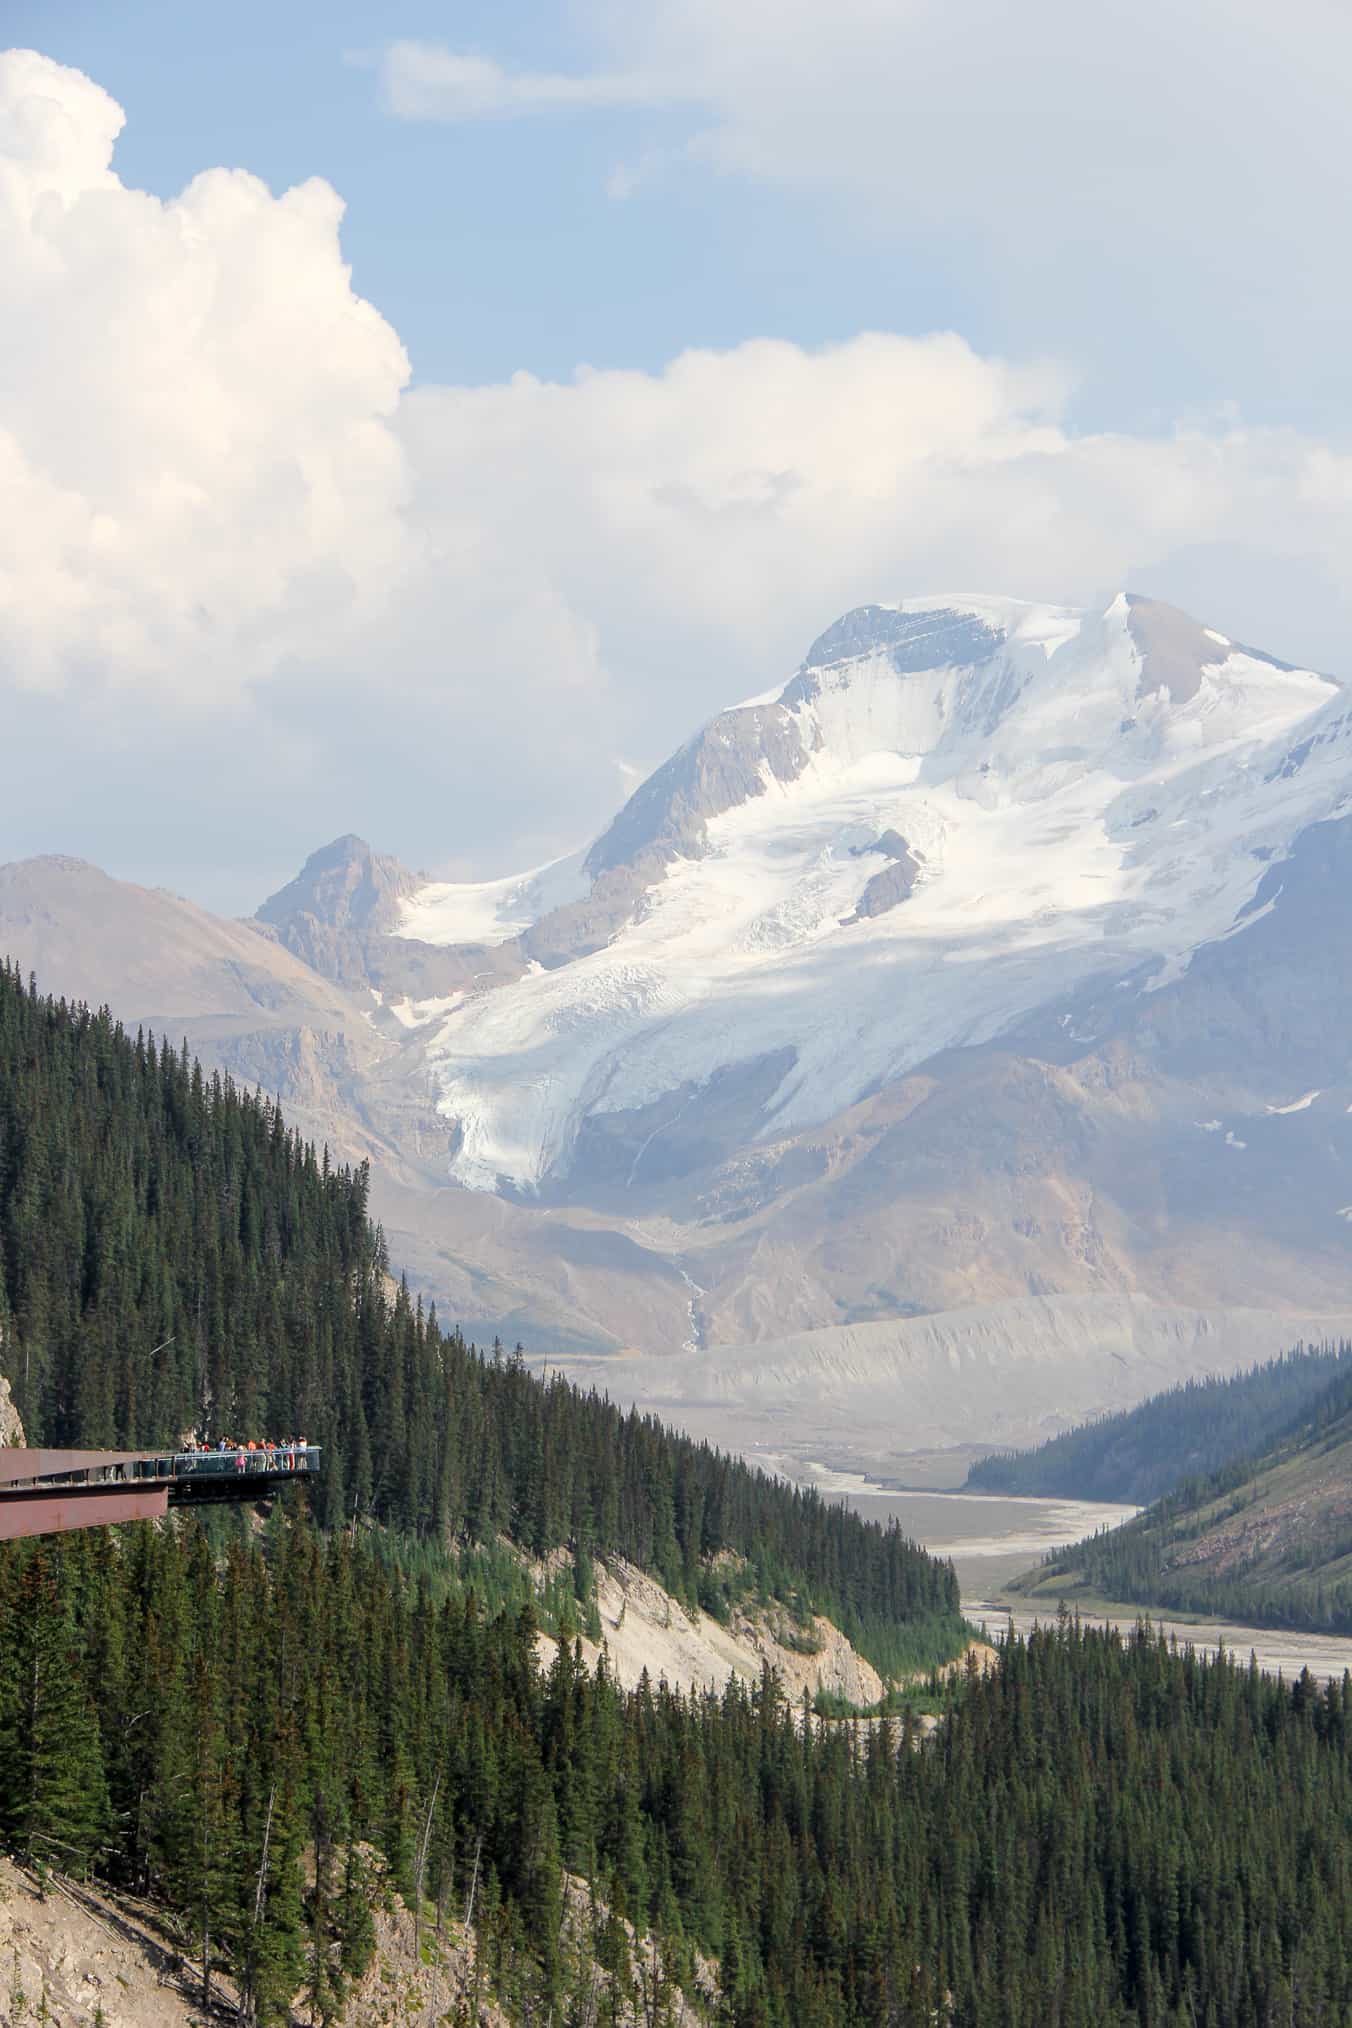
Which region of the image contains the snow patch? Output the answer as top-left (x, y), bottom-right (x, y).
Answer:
top-left (388, 991), bottom-right (464, 1030)
top-left (725, 682), bottom-right (789, 711)
top-left (396, 849), bottom-right (588, 948)
top-left (1265, 1090), bottom-right (1321, 1115)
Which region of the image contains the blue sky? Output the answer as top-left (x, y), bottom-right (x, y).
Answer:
top-left (6, 5), bottom-right (1352, 908)
top-left (10, 0), bottom-right (982, 396)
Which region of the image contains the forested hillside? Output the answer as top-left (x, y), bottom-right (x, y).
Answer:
top-left (1022, 1361), bottom-right (1352, 1633)
top-left (7, 1530), bottom-right (1352, 2027)
top-left (967, 1342), bottom-right (1352, 1503)
top-left (0, 959), bottom-right (958, 1672)
top-left (12, 957), bottom-right (1352, 2025)
top-left (1025, 1354), bottom-right (1352, 1638)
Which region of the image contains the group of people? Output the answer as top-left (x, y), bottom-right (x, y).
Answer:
top-left (183, 1436), bottom-right (312, 1471)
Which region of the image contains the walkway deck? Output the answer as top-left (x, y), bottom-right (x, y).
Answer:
top-left (0, 1446), bottom-right (320, 1539)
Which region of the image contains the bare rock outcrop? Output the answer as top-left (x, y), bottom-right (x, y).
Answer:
top-left (537, 1554), bottom-right (886, 1706)
top-left (0, 1848), bottom-right (710, 2028)
top-left (0, 1855), bottom-right (201, 2028)
top-left (0, 1372), bottom-right (22, 1446)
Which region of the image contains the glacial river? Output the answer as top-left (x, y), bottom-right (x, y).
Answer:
top-left (821, 1478), bottom-right (1352, 1686)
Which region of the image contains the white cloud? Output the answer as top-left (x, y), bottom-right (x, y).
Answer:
top-left (397, 3), bottom-right (1352, 415)
top-left (642, 0), bottom-right (1352, 219)
top-left (8, 47), bottom-right (1352, 908)
top-left (395, 338), bottom-right (1352, 692)
top-left (0, 47), bottom-right (412, 702)
top-left (382, 42), bottom-right (680, 122)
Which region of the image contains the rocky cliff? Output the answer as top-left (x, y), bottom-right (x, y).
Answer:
top-left (0, 1372), bottom-right (21, 1445)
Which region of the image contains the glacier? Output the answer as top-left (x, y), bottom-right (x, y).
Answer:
top-left (395, 592), bottom-right (1351, 1195)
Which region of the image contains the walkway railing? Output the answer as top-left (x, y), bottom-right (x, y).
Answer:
top-left (0, 1447), bottom-right (321, 1493)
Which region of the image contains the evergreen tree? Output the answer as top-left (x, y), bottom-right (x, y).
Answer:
top-left (0, 1552), bottom-right (109, 1871)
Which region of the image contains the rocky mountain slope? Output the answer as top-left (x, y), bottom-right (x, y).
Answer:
top-left (0, 1848), bottom-right (708, 2028)
top-left (7, 589), bottom-right (1352, 1466)
top-left (0, 855), bottom-right (390, 1163)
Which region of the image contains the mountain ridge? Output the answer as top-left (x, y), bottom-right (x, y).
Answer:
top-left (5, 586), bottom-right (1352, 1467)
top-left (384, 590), bottom-right (1348, 1198)
top-left (1021, 1354), bottom-right (1352, 1633)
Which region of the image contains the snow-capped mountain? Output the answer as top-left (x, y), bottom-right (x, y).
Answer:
top-left (388, 593), bottom-right (1352, 1197)
top-left (11, 588), bottom-right (1352, 1469)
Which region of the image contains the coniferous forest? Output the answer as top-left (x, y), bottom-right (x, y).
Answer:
top-left (966, 1342), bottom-right (1352, 1504)
top-left (7, 1532), bottom-right (1352, 2027)
top-left (1030, 1352), bottom-right (1352, 1637)
top-left (0, 959), bottom-right (958, 1673)
top-left (7, 958), bottom-right (1352, 2024)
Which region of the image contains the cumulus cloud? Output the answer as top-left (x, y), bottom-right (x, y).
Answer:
top-left (7, 47), bottom-right (1352, 911)
top-left (396, 333), bottom-right (1352, 671)
top-left (0, 47), bottom-right (412, 701)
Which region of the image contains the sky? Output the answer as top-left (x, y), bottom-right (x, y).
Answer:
top-left (6, 3), bottom-right (1352, 910)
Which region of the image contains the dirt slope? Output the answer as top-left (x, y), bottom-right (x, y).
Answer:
top-left (536, 1554), bottom-right (886, 1704)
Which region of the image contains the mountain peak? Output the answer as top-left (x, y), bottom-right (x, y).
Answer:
top-left (257, 835), bottom-right (419, 936)
top-left (305, 831), bottom-right (376, 864)
top-left (799, 602), bottom-right (1008, 675)
top-left (399, 588), bottom-right (1346, 1195)
top-left (255, 835), bottom-right (423, 991)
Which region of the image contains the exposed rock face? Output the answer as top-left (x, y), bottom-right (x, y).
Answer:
top-left (1125, 592), bottom-right (1298, 706)
top-left (572, 606), bottom-right (999, 912)
top-left (0, 1373), bottom-right (22, 1445)
top-left (1125, 593), bottom-right (1221, 705)
top-left (848, 831), bottom-right (922, 920)
top-left (255, 833), bottom-right (505, 999)
top-left (583, 700), bottom-right (811, 882)
top-left (0, 1853), bottom-right (221, 2028)
top-left (0, 1848), bottom-right (708, 2028)
top-left (256, 833), bottom-right (420, 980)
top-left (537, 1555), bottom-right (886, 1705)
top-left (520, 694), bottom-right (815, 963)
top-left (0, 854), bottom-right (391, 1166)
top-left (522, 862), bottom-right (664, 967)
top-left (796, 600), bottom-right (1006, 678)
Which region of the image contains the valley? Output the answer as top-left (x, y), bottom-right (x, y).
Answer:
top-left (8, 589), bottom-right (1352, 1461)
top-left (9, 609), bottom-right (1352, 2016)
top-left (823, 1478), bottom-right (1352, 1683)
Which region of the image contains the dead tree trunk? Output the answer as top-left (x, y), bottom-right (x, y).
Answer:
top-left (413, 1771), bottom-right (441, 1960)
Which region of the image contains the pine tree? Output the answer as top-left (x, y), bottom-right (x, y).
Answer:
top-left (0, 1553), bottom-right (109, 1872)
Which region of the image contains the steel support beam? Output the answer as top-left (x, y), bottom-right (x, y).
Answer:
top-left (0, 1484), bottom-right (170, 1540)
